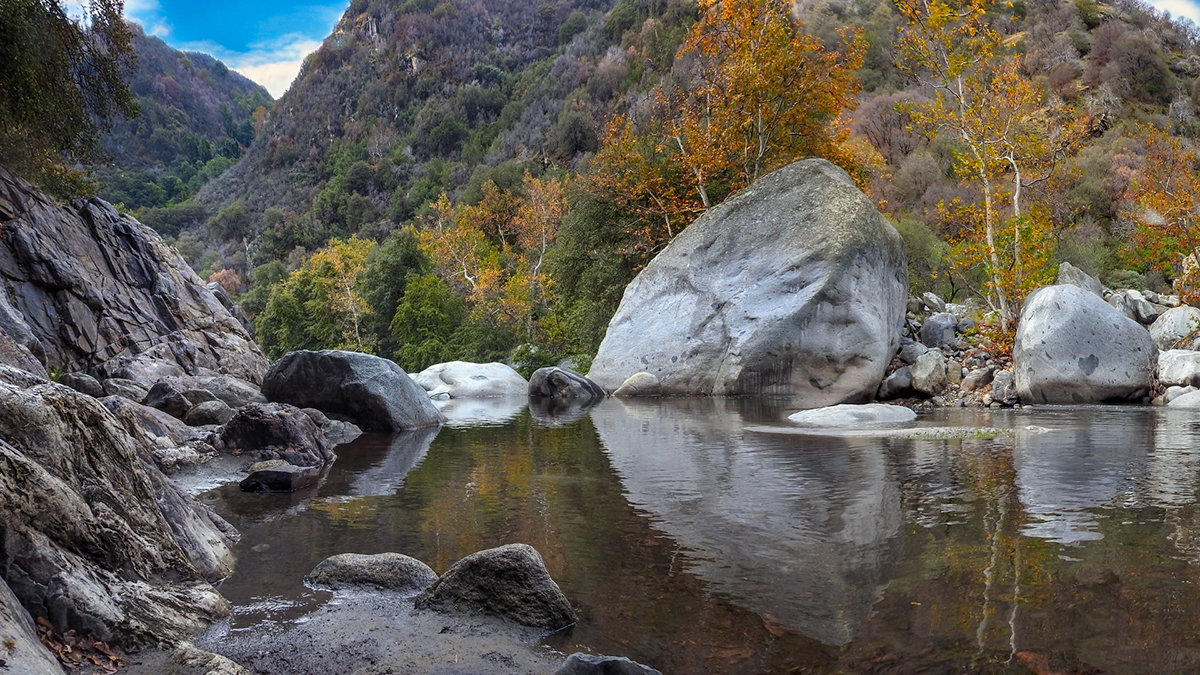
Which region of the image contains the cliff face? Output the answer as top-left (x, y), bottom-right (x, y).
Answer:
top-left (0, 165), bottom-right (268, 384)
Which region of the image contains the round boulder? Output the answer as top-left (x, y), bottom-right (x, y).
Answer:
top-left (183, 399), bottom-right (235, 426)
top-left (1149, 306), bottom-right (1200, 351)
top-left (529, 367), bottom-right (605, 406)
top-left (919, 313), bottom-right (958, 348)
top-left (1159, 349), bottom-right (1200, 388)
top-left (788, 403), bottom-right (916, 426)
top-left (413, 361), bottom-right (527, 398)
top-left (415, 543), bottom-right (576, 630)
top-left (262, 350), bottom-right (442, 431)
top-left (1014, 284), bottom-right (1156, 404)
top-left (555, 653), bottom-right (663, 675)
top-left (306, 552), bottom-right (438, 593)
top-left (219, 402), bottom-right (334, 466)
top-left (613, 372), bottom-right (662, 397)
top-left (586, 159), bottom-right (907, 405)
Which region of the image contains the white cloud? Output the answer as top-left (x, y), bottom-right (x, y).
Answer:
top-left (224, 37), bottom-right (324, 98)
top-left (123, 0), bottom-right (171, 37)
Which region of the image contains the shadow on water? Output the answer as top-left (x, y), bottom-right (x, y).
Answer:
top-left (201, 401), bottom-right (1200, 672)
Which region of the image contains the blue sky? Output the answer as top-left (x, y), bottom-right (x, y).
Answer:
top-left (123, 0), bottom-right (350, 98)
top-left (114, 0), bottom-right (1200, 99)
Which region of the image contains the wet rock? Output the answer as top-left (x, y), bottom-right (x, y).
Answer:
top-left (0, 364), bottom-right (235, 649)
top-left (415, 543), bottom-right (576, 630)
top-left (219, 402), bottom-right (334, 466)
top-left (184, 399), bottom-right (235, 426)
top-left (58, 371), bottom-right (103, 397)
top-left (911, 349), bottom-right (948, 396)
top-left (529, 367), bottom-right (606, 406)
top-left (0, 576), bottom-right (65, 674)
top-left (0, 166), bottom-right (268, 383)
top-left (555, 653), bottom-right (663, 675)
top-left (1057, 261), bottom-right (1104, 298)
top-left (1149, 306), bottom-right (1200, 351)
top-left (101, 377), bottom-right (149, 401)
top-left (413, 361), bottom-right (528, 398)
top-left (919, 312), bottom-right (958, 348)
top-left (1016, 284), bottom-right (1156, 404)
top-left (263, 350), bottom-right (441, 431)
top-left (788, 403), bottom-right (916, 426)
top-left (991, 370), bottom-right (1018, 405)
top-left (613, 372), bottom-right (662, 397)
top-left (239, 464), bottom-right (321, 492)
top-left (306, 553), bottom-right (438, 593)
top-left (587, 160), bottom-right (907, 404)
top-left (876, 366), bottom-right (914, 400)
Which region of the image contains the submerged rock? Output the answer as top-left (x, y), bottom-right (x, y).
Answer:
top-left (239, 464), bottom-right (321, 492)
top-left (1015, 284), bottom-right (1156, 404)
top-left (413, 361), bottom-right (528, 398)
top-left (306, 553), bottom-right (438, 593)
top-left (0, 365), bottom-right (235, 649)
top-left (263, 350), bottom-right (442, 431)
top-left (587, 159), bottom-right (907, 405)
top-left (788, 403), bottom-right (916, 426)
top-left (555, 653), bottom-right (663, 675)
top-left (415, 543), bottom-right (576, 630)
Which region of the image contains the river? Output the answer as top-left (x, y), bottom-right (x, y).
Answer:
top-left (200, 398), bottom-right (1200, 673)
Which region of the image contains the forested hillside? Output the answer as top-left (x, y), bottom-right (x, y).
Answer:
top-left (93, 25), bottom-right (273, 222)
top-left (142, 0), bottom-right (1200, 373)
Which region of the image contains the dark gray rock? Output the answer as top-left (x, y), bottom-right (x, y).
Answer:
top-left (0, 364), bottom-right (235, 649)
top-left (1056, 261), bottom-right (1104, 298)
top-left (1015, 285), bottom-right (1156, 404)
top-left (956, 317), bottom-right (977, 334)
top-left (184, 399), bottom-right (235, 426)
top-left (101, 377), bottom-right (149, 401)
top-left (529, 367), bottom-right (606, 407)
top-left (239, 464), bottom-right (321, 492)
top-left (897, 337), bottom-right (929, 365)
top-left (0, 324), bottom-right (46, 378)
top-left (0, 166), bottom-right (268, 384)
top-left (263, 350), bottom-right (442, 431)
top-left (415, 543), bottom-right (576, 630)
top-left (0, 288), bottom-right (44, 363)
top-left (0, 577), bottom-right (65, 674)
top-left (555, 653), bottom-right (663, 675)
top-left (220, 402), bottom-right (334, 466)
top-left (178, 374), bottom-right (266, 409)
top-left (305, 552), bottom-right (438, 593)
top-left (919, 312), bottom-right (958, 348)
top-left (301, 407), bottom-right (363, 445)
top-left (587, 159), bottom-right (907, 404)
top-left (58, 371), bottom-right (103, 397)
top-left (143, 379), bottom-right (218, 419)
top-left (876, 366), bottom-right (914, 400)
top-left (100, 395), bottom-right (213, 447)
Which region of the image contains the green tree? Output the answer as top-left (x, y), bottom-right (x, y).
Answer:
top-left (0, 0), bottom-right (137, 194)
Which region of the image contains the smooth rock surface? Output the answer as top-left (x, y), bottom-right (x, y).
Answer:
top-left (1056, 261), bottom-right (1104, 298)
top-left (0, 365), bottom-right (234, 649)
top-left (101, 377), bottom-right (149, 401)
top-left (415, 543), bottom-right (576, 630)
top-left (305, 552), bottom-right (438, 593)
top-left (1159, 349), bottom-right (1200, 388)
top-left (1108, 289), bottom-right (1161, 325)
top-left (528, 367), bottom-right (606, 406)
top-left (613, 372), bottom-right (662, 397)
top-left (1015, 285), bottom-right (1156, 404)
top-left (1168, 390), bottom-right (1200, 408)
top-left (263, 350), bottom-right (441, 431)
top-left (413, 361), bottom-right (528, 398)
top-left (58, 371), bottom-right (103, 397)
top-left (587, 159), bottom-right (907, 404)
top-left (239, 464), bottom-right (321, 492)
top-left (788, 403), bottom-right (917, 426)
top-left (0, 166), bottom-right (268, 383)
top-left (219, 402), bottom-right (334, 466)
top-left (184, 399), bottom-right (235, 426)
top-left (1149, 306), bottom-right (1200, 351)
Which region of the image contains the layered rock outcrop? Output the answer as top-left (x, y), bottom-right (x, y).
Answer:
top-left (587, 159), bottom-right (907, 406)
top-left (0, 166), bottom-right (268, 384)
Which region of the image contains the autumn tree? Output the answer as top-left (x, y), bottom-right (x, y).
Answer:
top-left (1119, 126), bottom-right (1200, 299)
top-left (662, 0), bottom-right (867, 207)
top-left (895, 0), bottom-right (1089, 326)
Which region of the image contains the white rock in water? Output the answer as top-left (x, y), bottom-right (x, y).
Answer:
top-left (788, 403), bottom-right (916, 426)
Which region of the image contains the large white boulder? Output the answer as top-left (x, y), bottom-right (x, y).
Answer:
top-left (1014, 285), bottom-right (1156, 403)
top-left (1149, 305), bottom-right (1200, 350)
top-left (788, 403), bottom-right (916, 426)
top-left (1158, 349), bottom-right (1200, 388)
top-left (587, 159), bottom-right (907, 406)
top-left (413, 361), bottom-right (527, 398)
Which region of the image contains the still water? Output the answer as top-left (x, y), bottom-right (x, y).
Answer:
top-left (202, 398), bottom-right (1200, 673)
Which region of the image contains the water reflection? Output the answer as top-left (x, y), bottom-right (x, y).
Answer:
top-left (591, 398), bottom-right (902, 646)
top-left (434, 396), bottom-right (527, 427)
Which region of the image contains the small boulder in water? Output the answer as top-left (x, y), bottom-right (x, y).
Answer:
top-left (788, 403), bottom-right (916, 426)
top-left (306, 552), bottom-right (438, 593)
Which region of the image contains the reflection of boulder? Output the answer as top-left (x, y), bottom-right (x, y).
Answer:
top-left (590, 398), bottom-right (901, 646)
top-left (1148, 410), bottom-right (1200, 508)
top-left (342, 427), bottom-right (439, 497)
top-left (1013, 408), bottom-right (1151, 544)
top-left (435, 396), bottom-right (527, 427)
top-left (528, 397), bottom-right (595, 426)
